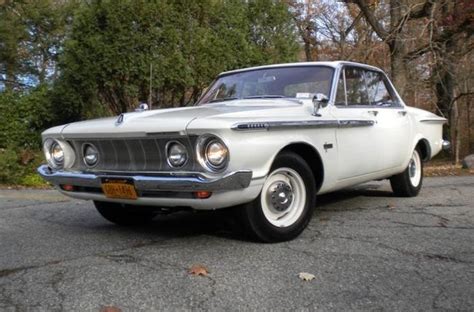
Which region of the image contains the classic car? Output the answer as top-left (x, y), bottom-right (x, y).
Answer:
top-left (38, 61), bottom-right (450, 242)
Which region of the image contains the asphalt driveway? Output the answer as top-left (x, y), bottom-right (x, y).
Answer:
top-left (0, 176), bottom-right (473, 311)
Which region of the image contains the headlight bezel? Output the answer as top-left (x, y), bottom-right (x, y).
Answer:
top-left (196, 135), bottom-right (229, 173)
top-left (166, 141), bottom-right (189, 168)
top-left (43, 138), bottom-right (75, 170)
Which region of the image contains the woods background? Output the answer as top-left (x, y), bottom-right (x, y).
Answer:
top-left (0, 0), bottom-right (473, 185)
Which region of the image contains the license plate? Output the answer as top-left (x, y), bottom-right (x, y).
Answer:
top-left (102, 180), bottom-right (138, 200)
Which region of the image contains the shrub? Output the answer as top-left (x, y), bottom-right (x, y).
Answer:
top-left (0, 147), bottom-right (47, 186)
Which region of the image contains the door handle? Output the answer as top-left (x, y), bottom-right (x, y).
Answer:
top-left (367, 110), bottom-right (379, 116)
top-left (398, 111), bottom-right (407, 116)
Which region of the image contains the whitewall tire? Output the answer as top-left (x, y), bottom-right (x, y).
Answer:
top-left (239, 151), bottom-right (316, 242)
top-left (390, 148), bottom-right (423, 197)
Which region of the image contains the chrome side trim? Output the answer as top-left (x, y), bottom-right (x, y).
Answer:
top-left (231, 119), bottom-right (374, 131)
top-left (338, 120), bottom-right (375, 128)
top-left (37, 165), bottom-right (252, 192)
top-left (420, 118), bottom-right (447, 124)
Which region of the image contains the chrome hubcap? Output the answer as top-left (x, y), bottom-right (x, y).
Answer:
top-left (260, 167), bottom-right (306, 228)
top-left (409, 159), bottom-right (416, 178)
top-left (267, 181), bottom-right (293, 212)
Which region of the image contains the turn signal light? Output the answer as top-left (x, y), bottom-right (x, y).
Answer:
top-left (61, 184), bottom-right (75, 192)
top-left (194, 191), bottom-right (212, 199)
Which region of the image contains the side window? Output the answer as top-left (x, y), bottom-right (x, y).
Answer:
top-left (335, 72), bottom-right (346, 106)
top-left (344, 67), bottom-right (369, 105)
top-left (365, 71), bottom-right (397, 106)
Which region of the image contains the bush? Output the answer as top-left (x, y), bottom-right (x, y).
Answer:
top-left (0, 147), bottom-right (47, 186)
top-left (0, 85), bottom-right (54, 150)
top-left (0, 85), bottom-right (53, 186)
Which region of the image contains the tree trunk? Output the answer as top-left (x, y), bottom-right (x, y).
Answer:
top-left (388, 40), bottom-right (408, 98)
top-left (5, 61), bottom-right (16, 90)
top-left (451, 100), bottom-right (460, 164)
top-left (388, 0), bottom-right (408, 98)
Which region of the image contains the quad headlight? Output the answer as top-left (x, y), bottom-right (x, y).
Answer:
top-left (83, 144), bottom-right (99, 167)
top-left (43, 139), bottom-right (75, 169)
top-left (197, 135), bottom-right (229, 172)
top-left (166, 141), bottom-right (188, 167)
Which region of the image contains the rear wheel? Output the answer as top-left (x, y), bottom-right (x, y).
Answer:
top-left (390, 148), bottom-right (423, 197)
top-left (239, 152), bottom-right (316, 242)
top-left (94, 201), bottom-right (156, 226)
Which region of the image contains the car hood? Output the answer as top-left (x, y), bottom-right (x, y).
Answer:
top-left (58, 100), bottom-right (309, 138)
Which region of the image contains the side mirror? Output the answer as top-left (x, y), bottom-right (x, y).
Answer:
top-left (312, 93), bottom-right (329, 117)
top-left (135, 102), bottom-right (149, 112)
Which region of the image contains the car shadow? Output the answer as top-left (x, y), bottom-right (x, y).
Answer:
top-left (98, 182), bottom-right (396, 242)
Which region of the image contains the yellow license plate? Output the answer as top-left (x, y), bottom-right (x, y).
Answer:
top-left (102, 181), bottom-right (138, 200)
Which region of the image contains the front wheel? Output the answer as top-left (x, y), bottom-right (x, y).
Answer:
top-left (239, 152), bottom-right (316, 243)
top-left (94, 201), bottom-right (156, 226)
top-left (390, 148), bottom-right (423, 197)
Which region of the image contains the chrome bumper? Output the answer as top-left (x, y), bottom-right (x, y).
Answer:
top-left (442, 140), bottom-right (451, 151)
top-left (37, 165), bottom-right (252, 192)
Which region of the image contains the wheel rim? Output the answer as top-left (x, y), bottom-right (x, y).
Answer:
top-left (408, 150), bottom-right (422, 187)
top-left (261, 167), bottom-right (306, 227)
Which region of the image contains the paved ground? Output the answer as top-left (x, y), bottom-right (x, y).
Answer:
top-left (0, 176), bottom-right (473, 311)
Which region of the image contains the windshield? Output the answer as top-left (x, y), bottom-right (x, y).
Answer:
top-left (197, 66), bottom-right (334, 105)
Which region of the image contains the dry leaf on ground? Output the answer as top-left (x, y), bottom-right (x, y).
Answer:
top-left (188, 264), bottom-right (209, 276)
top-left (298, 272), bottom-right (315, 281)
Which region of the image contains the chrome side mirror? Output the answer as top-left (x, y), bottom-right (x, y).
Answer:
top-left (312, 93), bottom-right (329, 117)
top-left (135, 102), bottom-right (149, 112)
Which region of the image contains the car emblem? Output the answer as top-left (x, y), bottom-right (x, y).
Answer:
top-left (116, 113), bottom-right (124, 125)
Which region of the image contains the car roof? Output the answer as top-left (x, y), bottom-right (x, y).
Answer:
top-left (219, 61), bottom-right (384, 76)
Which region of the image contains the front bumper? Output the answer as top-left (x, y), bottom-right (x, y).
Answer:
top-left (37, 165), bottom-right (252, 192)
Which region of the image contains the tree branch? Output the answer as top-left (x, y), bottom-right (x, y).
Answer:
top-left (451, 92), bottom-right (474, 106)
top-left (351, 0), bottom-right (389, 40)
top-left (0, 77), bottom-right (33, 88)
top-left (343, 11), bottom-right (363, 38)
top-left (406, 0), bottom-right (436, 20)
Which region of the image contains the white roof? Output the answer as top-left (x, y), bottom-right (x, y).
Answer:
top-left (220, 61), bottom-right (383, 76)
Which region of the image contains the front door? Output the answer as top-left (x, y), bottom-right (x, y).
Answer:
top-left (331, 66), bottom-right (381, 180)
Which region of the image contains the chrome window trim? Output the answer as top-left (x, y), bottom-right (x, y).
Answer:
top-left (331, 64), bottom-right (406, 109)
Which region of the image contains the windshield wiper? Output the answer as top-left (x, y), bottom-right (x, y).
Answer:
top-left (243, 95), bottom-right (285, 99)
top-left (209, 97), bottom-right (238, 103)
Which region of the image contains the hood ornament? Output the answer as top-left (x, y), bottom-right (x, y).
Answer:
top-left (116, 113), bottom-right (124, 125)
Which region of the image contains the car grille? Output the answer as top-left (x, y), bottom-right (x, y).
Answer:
top-left (68, 136), bottom-right (198, 172)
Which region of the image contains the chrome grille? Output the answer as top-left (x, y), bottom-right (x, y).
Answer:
top-left (68, 136), bottom-right (197, 172)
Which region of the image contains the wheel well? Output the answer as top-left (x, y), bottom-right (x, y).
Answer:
top-left (279, 143), bottom-right (324, 192)
top-left (416, 139), bottom-right (431, 162)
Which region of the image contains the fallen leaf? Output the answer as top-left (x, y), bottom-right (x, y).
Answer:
top-left (319, 217), bottom-right (330, 222)
top-left (189, 264), bottom-right (209, 276)
top-left (298, 272), bottom-right (315, 281)
top-left (100, 306), bottom-right (122, 312)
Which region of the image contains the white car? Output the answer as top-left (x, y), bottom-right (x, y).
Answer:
top-left (38, 61), bottom-right (449, 242)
